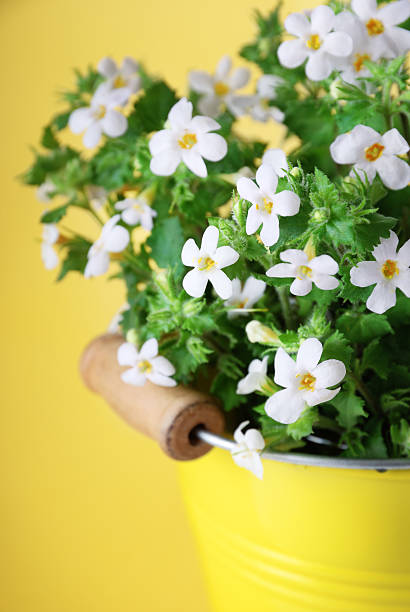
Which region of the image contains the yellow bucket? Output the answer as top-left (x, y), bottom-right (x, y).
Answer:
top-left (178, 446), bottom-right (410, 612)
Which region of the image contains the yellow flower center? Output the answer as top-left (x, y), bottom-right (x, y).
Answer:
top-left (353, 53), bottom-right (371, 73)
top-left (306, 34), bottom-right (322, 50)
top-left (366, 18), bottom-right (384, 36)
top-left (381, 259), bottom-right (399, 279)
top-left (237, 298), bottom-right (249, 309)
top-left (256, 198), bottom-right (274, 214)
top-left (178, 132), bottom-right (198, 150)
top-left (214, 81), bottom-right (230, 96)
top-left (297, 265), bottom-right (312, 280)
top-left (198, 256), bottom-right (216, 271)
top-left (113, 75), bottom-right (126, 88)
top-left (297, 372), bottom-right (316, 392)
top-left (138, 360), bottom-right (152, 373)
top-left (365, 142), bottom-right (384, 162)
top-left (95, 105), bottom-right (106, 120)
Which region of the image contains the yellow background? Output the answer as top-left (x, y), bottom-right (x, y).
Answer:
top-left (1, 0), bottom-right (320, 610)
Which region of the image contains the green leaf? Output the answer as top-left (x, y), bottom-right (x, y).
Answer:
top-left (131, 81), bottom-right (177, 133)
top-left (287, 407), bottom-right (318, 440)
top-left (331, 381), bottom-right (367, 430)
top-left (390, 419), bottom-right (410, 457)
top-left (41, 125), bottom-right (59, 150)
top-left (322, 330), bottom-right (353, 367)
top-left (355, 213), bottom-right (397, 252)
top-left (57, 236), bottom-right (91, 281)
top-left (147, 216), bottom-right (185, 270)
top-left (336, 311), bottom-right (394, 344)
top-left (361, 421), bottom-right (388, 459)
top-left (41, 204), bottom-right (68, 224)
top-left (361, 338), bottom-right (390, 380)
top-left (211, 372), bottom-right (247, 412)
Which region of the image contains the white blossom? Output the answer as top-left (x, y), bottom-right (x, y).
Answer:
top-left (36, 180), bottom-right (55, 204)
top-left (107, 303), bottom-right (130, 333)
top-left (224, 277), bottom-right (266, 317)
top-left (350, 230), bottom-right (410, 314)
top-left (69, 83), bottom-right (129, 149)
top-left (278, 5), bottom-right (353, 81)
top-left (245, 320), bottom-right (280, 346)
top-left (237, 356), bottom-right (269, 395)
top-left (265, 338), bottom-right (346, 424)
top-left (350, 0), bottom-right (410, 57)
top-left (41, 224), bottom-right (59, 270)
top-left (115, 195), bottom-right (157, 231)
top-left (189, 55), bottom-right (251, 118)
top-left (84, 214), bottom-right (129, 278)
top-left (118, 338), bottom-right (176, 387)
top-left (261, 148), bottom-right (288, 178)
top-left (86, 185), bottom-right (108, 211)
top-left (267, 248), bottom-right (339, 296)
top-left (231, 421), bottom-right (265, 480)
top-left (330, 125), bottom-right (410, 190)
top-left (247, 76), bottom-right (285, 123)
top-left (237, 163), bottom-right (300, 247)
top-left (98, 56), bottom-right (141, 96)
top-left (181, 226), bottom-right (239, 299)
top-left (149, 98), bottom-right (227, 178)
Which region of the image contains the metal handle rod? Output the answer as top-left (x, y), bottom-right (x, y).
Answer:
top-left (195, 427), bottom-right (410, 471)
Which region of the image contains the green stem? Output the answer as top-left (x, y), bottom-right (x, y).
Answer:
top-left (382, 81), bottom-right (393, 130)
top-left (276, 286), bottom-right (293, 331)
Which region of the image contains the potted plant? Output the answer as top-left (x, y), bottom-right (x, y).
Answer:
top-left (23, 1), bottom-right (410, 609)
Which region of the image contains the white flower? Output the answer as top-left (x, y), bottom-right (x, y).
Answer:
top-left (248, 75), bottom-right (285, 123)
top-left (237, 163), bottom-right (300, 247)
top-left (350, 230), bottom-right (410, 314)
top-left (333, 11), bottom-right (382, 87)
top-left (107, 303), bottom-right (130, 333)
top-left (330, 125), bottom-right (410, 190)
top-left (224, 277), bottom-right (266, 317)
top-left (261, 148), bottom-right (288, 178)
top-left (181, 225), bottom-right (239, 299)
top-left (350, 0), bottom-right (410, 57)
top-left (98, 56), bottom-right (141, 95)
top-left (84, 214), bottom-right (129, 278)
top-left (267, 248), bottom-right (339, 296)
top-left (237, 356), bottom-right (269, 395)
top-left (118, 338), bottom-right (176, 387)
top-left (149, 98), bottom-right (227, 178)
top-left (189, 55), bottom-right (251, 118)
top-left (245, 320), bottom-right (280, 346)
top-left (68, 83), bottom-right (129, 149)
top-left (231, 421), bottom-right (265, 480)
top-left (41, 223), bottom-right (59, 270)
top-left (36, 180), bottom-right (55, 204)
top-left (115, 196), bottom-right (157, 231)
top-left (86, 185), bottom-right (108, 211)
top-left (265, 338), bottom-right (346, 424)
top-left (278, 5), bottom-right (353, 81)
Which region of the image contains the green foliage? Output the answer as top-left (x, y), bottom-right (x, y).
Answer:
top-left (147, 216), bottom-right (185, 270)
top-left (331, 380), bottom-right (367, 431)
top-left (57, 236), bottom-right (91, 281)
top-left (336, 312), bottom-right (393, 344)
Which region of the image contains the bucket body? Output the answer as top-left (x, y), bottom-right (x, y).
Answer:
top-left (178, 449), bottom-right (410, 612)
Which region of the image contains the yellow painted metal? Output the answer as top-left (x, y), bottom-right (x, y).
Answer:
top-left (178, 448), bottom-right (410, 612)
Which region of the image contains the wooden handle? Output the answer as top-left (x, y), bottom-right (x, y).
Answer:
top-left (79, 334), bottom-right (225, 460)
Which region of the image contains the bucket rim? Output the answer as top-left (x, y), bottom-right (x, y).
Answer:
top-left (196, 428), bottom-right (410, 471)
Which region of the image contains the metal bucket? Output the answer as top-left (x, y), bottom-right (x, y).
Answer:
top-left (178, 437), bottom-right (410, 612)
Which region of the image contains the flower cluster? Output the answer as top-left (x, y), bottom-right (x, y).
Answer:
top-left (25, 1), bottom-right (410, 477)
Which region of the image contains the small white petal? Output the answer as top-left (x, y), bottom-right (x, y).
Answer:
top-left (139, 338), bottom-right (158, 360)
top-left (262, 149), bottom-right (288, 177)
top-left (237, 177), bottom-right (263, 207)
top-left (181, 149), bottom-right (208, 177)
top-left (244, 428), bottom-right (265, 451)
top-left (198, 95), bottom-right (222, 118)
top-left (98, 56), bottom-right (117, 78)
top-left (284, 12), bottom-right (310, 37)
top-left (278, 39), bottom-right (308, 69)
top-left (322, 32), bottom-right (353, 57)
top-left (280, 249), bottom-right (308, 265)
top-left (378, 1), bottom-right (410, 26)
top-left (351, 0), bottom-right (375, 20)
top-left (228, 67), bottom-right (250, 90)
top-left (104, 225), bottom-right (129, 253)
top-left (366, 282), bottom-right (397, 313)
top-left (215, 245), bottom-right (239, 268)
top-left (381, 128), bottom-right (410, 156)
top-left (297, 338), bottom-right (323, 372)
top-left (150, 151), bottom-right (181, 176)
top-left (274, 190), bottom-right (300, 217)
top-left (233, 421), bottom-right (248, 444)
top-left (310, 254), bottom-right (339, 275)
top-left (313, 274), bottom-right (339, 291)
top-left (147, 372), bottom-right (177, 387)
top-left (311, 5), bottom-right (335, 35)
top-left (396, 270), bottom-right (410, 298)
top-left (376, 156), bottom-right (410, 191)
top-left (266, 263), bottom-right (296, 278)
top-left (168, 98), bottom-right (193, 130)
top-left (189, 115), bottom-right (221, 133)
top-left (209, 269), bottom-right (233, 299)
top-left (101, 110), bottom-right (127, 137)
top-left (181, 238), bottom-right (200, 266)
top-left (149, 130), bottom-right (177, 155)
top-left (189, 70), bottom-right (214, 94)
top-left (121, 367), bottom-right (147, 386)
top-left (201, 225), bottom-right (219, 253)
top-left (242, 277), bottom-right (266, 305)
top-left (274, 347), bottom-right (297, 388)
top-left (351, 263), bottom-right (380, 290)
top-left (249, 356), bottom-right (269, 375)
top-left (256, 164), bottom-right (278, 196)
top-left (83, 122), bottom-right (103, 148)
top-left (117, 342), bottom-right (138, 366)
top-left (69, 107), bottom-right (93, 133)
top-left (245, 205), bottom-right (262, 235)
top-left (197, 133), bottom-right (227, 161)
top-left (290, 277), bottom-right (313, 296)
top-left (183, 268), bottom-right (208, 297)
top-left (265, 389), bottom-right (306, 424)
top-left (372, 231), bottom-right (399, 262)
top-left (306, 387), bottom-right (340, 407)
top-left (84, 250), bottom-right (110, 278)
top-left (260, 214), bottom-right (279, 247)
top-left (237, 372), bottom-right (265, 394)
top-left (215, 55), bottom-right (231, 80)
top-left (398, 238), bottom-right (410, 267)
top-left (306, 53), bottom-right (332, 82)
top-left (313, 359), bottom-right (346, 389)
top-left (121, 57), bottom-right (139, 76)
top-left (41, 244), bottom-right (58, 270)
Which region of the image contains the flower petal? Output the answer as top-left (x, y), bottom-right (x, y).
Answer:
top-left (278, 40), bottom-right (308, 69)
top-left (351, 0), bottom-right (376, 20)
top-left (378, 0), bottom-right (410, 26)
top-left (262, 149), bottom-right (288, 177)
top-left (274, 347), bottom-right (297, 388)
top-left (215, 245), bottom-right (239, 268)
top-left (69, 107), bottom-right (93, 133)
top-left (280, 249), bottom-right (308, 265)
top-left (208, 269), bottom-right (233, 299)
top-left (41, 244), bottom-right (58, 270)
top-left (189, 115), bottom-right (221, 133)
top-left (189, 70), bottom-right (214, 94)
top-left (198, 95), bottom-right (222, 118)
top-left (372, 231), bottom-right (399, 262)
top-left (84, 251), bottom-right (110, 278)
top-left (237, 372), bottom-right (264, 394)
top-left (149, 130), bottom-right (177, 155)
top-left (83, 122), bottom-right (103, 149)
top-left (215, 55), bottom-right (231, 80)
top-left (381, 128), bottom-right (410, 156)
top-left (350, 261), bottom-right (380, 287)
top-left (376, 155), bottom-right (410, 191)
top-left (197, 133), bottom-right (227, 161)
top-left (366, 282), bottom-right (397, 314)
top-left (244, 428), bottom-right (265, 451)
top-left (183, 268), bottom-right (208, 297)
top-left (306, 387), bottom-right (340, 407)
top-left (306, 53), bottom-right (332, 81)
top-left (150, 151), bottom-right (181, 176)
top-left (228, 67), bottom-right (250, 90)
top-left (98, 56), bottom-right (117, 78)
top-left (322, 32), bottom-right (353, 57)
top-left (121, 57), bottom-right (139, 76)
top-left (246, 205), bottom-right (262, 235)
top-left (290, 277), bottom-right (313, 296)
top-left (101, 110), bottom-right (127, 137)
top-left (104, 225), bottom-right (129, 253)
top-left (313, 359), bottom-right (346, 389)
top-left (147, 372), bottom-right (177, 387)
top-left (311, 254), bottom-right (339, 275)
top-left (398, 238), bottom-right (410, 268)
top-left (311, 5), bottom-right (335, 35)
top-left (274, 190), bottom-right (300, 216)
top-left (284, 12), bottom-right (310, 37)
top-left (181, 149), bottom-right (207, 177)
top-left (260, 214), bottom-right (280, 247)
top-left (168, 97), bottom-right (193, 130)
top-left (266, 263), bottom-right (295, 278)
top-left (313, 274), bottom-right (339, 291)
top-left (250, 356), bottom-right (268, 375)
top-left (140, 338), bottom-right (158, 360)
top-left (256, 164), bottom-right (278, 196)
top-left (396, 270), bottom-right (410, 298)
top-left (121, 367), bottom-right (146, 386)
top-left (265, 389), bottom-right (306, 424)
top-left (237, 177), bottom-right (263, 206)
top-left (117, 342), bottom-right (138, 366)
top-left (181, 238), bottom-right (200, 266)
top-left (201, 225), bottom-right (219, 253)
top-left (297, 338), bottom-right (323, 372)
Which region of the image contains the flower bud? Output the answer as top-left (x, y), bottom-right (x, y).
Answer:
top-left (246, 320), bottom-right (280, 346)
top-left (126, 329), bottom-right (139, 345)
top-left (290, 167), bottom-right (301, 178)
top-left (311, 208), bottom-right (329, 223)
top-left (182, 298), bottom-right (204, 317)
top-left (330, 78), bottom-right (343, 100)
